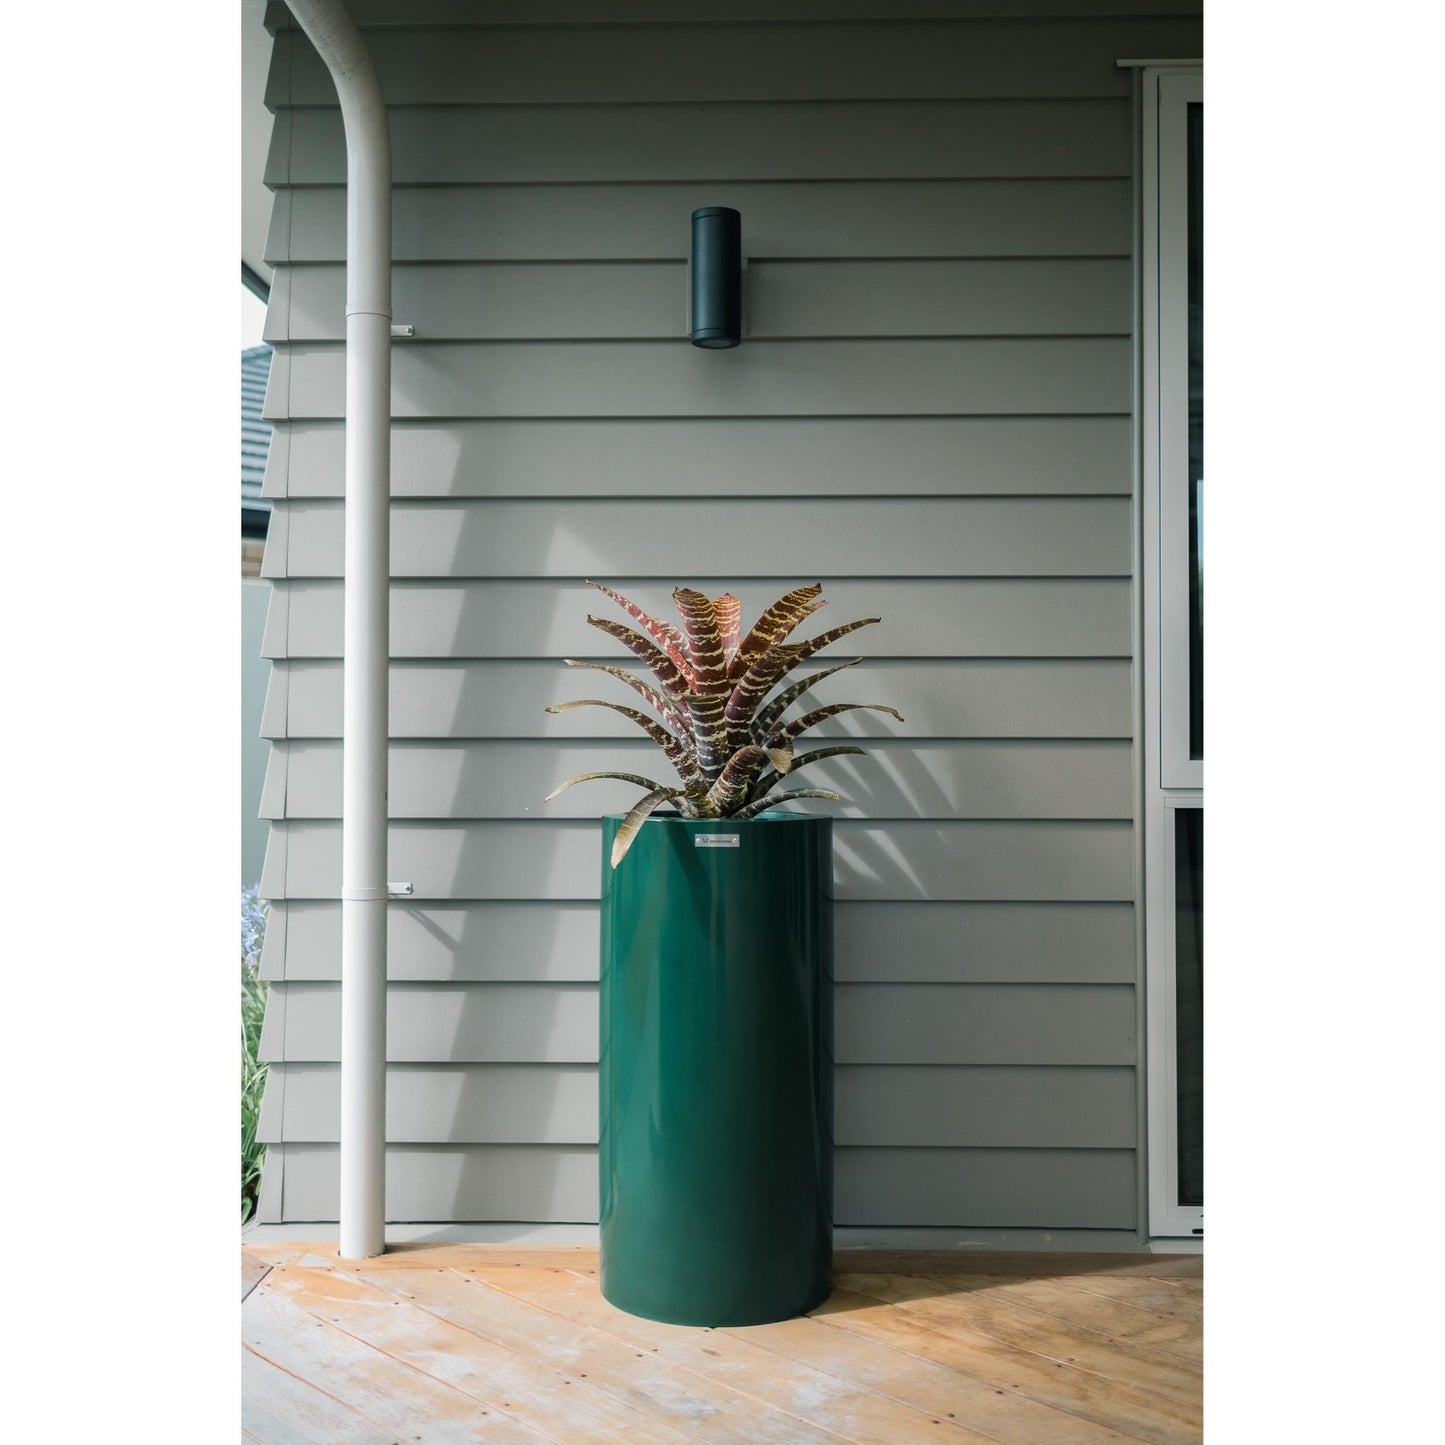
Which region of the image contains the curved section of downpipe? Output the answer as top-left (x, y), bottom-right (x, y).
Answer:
top-left (284, 0), bottom-right (391, 1260)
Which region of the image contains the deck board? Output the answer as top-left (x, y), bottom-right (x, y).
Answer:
top-left (369, 1264), bottom-right (844, 1444)
top-left (834, 1279), bottom-right (1203, 1409)
top-left (242, 1347), bottom-right (400, 1445)
top-left (245, 1284), bottom-right (553, 1443)
top-left (708, 1310), bottom-right (1141, 1444)
top-left (479, 1263), bottom-right (998, 1444)
top-left (848, 1270), bottom-right (1204, 1360)
top-left (241, 1252), bottom-right (272, 1302)
top-left (267, 1265), bottom-right (696, 1444)
top-left (824, 1280), bottom-right (1202, 1439)
top-left (242, 1244), bottom-right (1202, 1445)
top-left (1056, 1275), bottom-right (1204, 1320)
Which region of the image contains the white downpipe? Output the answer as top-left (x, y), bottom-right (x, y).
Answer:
top-left (284, 0), bottom-right (391, 1259)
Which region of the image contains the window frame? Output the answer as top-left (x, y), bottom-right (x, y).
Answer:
top-left (1141, 64), bottom-right (1205, 1240)
top-left (1150, 69), bottom-right (1204, 792)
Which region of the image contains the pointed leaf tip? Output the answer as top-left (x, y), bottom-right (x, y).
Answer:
top-left (609, 784), bottom-right (687, 868)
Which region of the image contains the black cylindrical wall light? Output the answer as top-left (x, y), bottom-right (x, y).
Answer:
top-left (690, 207), bottom-right (742, 348)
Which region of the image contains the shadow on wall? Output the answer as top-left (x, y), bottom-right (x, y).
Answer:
top-left (285, 499), bottom-right (1050, 1222)
top-left (412, 554), bottom-right (934, 1223)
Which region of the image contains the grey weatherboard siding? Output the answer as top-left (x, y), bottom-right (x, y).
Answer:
top-left (253, 0), bottom-right (1202, 1230)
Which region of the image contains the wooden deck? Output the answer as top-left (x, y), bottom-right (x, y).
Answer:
top-left (242, 1244), bottom-right (1202, 1444)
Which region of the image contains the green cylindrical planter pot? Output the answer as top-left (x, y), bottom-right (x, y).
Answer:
top-left (599, 811), bottom-right (834, 1326)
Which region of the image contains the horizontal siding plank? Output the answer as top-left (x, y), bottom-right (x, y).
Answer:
top-left (263, 660), bottom-right (1134, 741)
top-left (261, 818), bottom-right (1134, 901)
top-left (264, 580), bottom-right (1133, 659)
top-left (259, 1062), bottom-right (1134, 1148)
top-left (265, 180), bottom-right (1132, 264)
top-left (255, 981), bottom-right (285, 1064)
top-left (751, 258), bottom-right (1129, 337)
top-left (261, 981), bottom-right (1129, 1067)
top-left (257, 740), bottom-right (286, 819)
top-left (834, 1065), bottom-right (1135, 1147)
top-left (255, 1129), bottom-right (285, 1223)
top-left (267, 259), bottom-right (1130, 342)
top-left (271, 260), bottom-right (683, 343)
top-left (262, 901), bottom-right (599, 983)
top-left (264, 498), bottom-right (1130, 580)
top-left (264, 338), bottom-right (1131, 419)
top-left (261, 738), bottom-right (1134, 821)
top-left (268, 1143), bottom-right (598, 1222)
top-left (262, 1141), bottom-right (1135, 1226)
top-left (259, 658), bottom-right (288, 739)
top-left (265, 101), bottom-right (1131, 186)
top-left (262, 900), bottom-right (1134, 985)
top-left (273, 20), bottom-right (1200, 105)
top-left (835, 982), bottom-right (1135, 1064)
top-left (264, 416), bottom-right (1131, 499)
top-left (266, 3), bottom-right (1203, 27)
top-left (260, 580), bottom-right (289, 659)
top-left (257, 894), bottom-right (289, 980)
top-left (261, 1063), bottom-right (598, 1144)
top-left (259, 982), bottom-right (598, 1063)
top-left (832, 901), bottom-right (1136, 983)
top-left (835, 1147), bottom-right (1136, 1228)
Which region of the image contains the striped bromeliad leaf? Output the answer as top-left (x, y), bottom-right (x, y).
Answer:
top-left (544, 699), bottom-right (704, 789)
top-left (587, 580), bottom-right (692, 680)
top-left (672, 587), bottom-right (733, 775)
top-left (714, 592), bottom-right (742, 666)
top-left (672, 588), bottom-right (730, 693)
top-left (767, 701), bottom-right (905, 747)
top-left (585, 616), bottom-right (693, 698)
top-left (700, 744), bottom-right (793, 818)
top-left (733, 788), bottom-right (842, 822)
top-left (561, 659), bottom-right (691, 737)
top-left (546, 583), bottom-right (901, 865)
top-left (723, 616), bottom-right (881, 755)
top-left (749, 745), bottom-right (868, 804)
top-left (611, 785), bottom-right (691, 868)
top-left (545, 770), bottom-right (681, 804)
top-left (751, 658), bottom-right (861, 740)
top-left (728, 582), bottom-right (826, 681)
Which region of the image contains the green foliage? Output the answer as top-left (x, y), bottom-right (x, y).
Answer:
top-left (241, 885), bottom-right (269, 1225)
top-left (547, 582), bottom-right (902, 866)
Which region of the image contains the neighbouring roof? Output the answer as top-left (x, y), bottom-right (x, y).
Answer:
top-left (242, 344), bottom-right (273, 536)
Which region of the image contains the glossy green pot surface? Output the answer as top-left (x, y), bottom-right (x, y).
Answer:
top-left (599, 811), bottom-right (833, 1326)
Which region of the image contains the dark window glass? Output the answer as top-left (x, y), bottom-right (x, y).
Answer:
top-left (1174, 807), bottom-right (1203, 1206)
top-left (1187, 103), bottom-right (1203, 760)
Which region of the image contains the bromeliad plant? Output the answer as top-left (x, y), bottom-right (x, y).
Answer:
top-left (546, 581), bottom-right (902, 866)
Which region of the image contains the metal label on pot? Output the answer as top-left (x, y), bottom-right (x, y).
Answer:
top-left (695, 834), bottom-right (740, 848)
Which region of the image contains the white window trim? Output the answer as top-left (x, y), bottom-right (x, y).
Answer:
top-left (1156, 70), bottom-right (1203, 791)
top-left (1146, 793), bottom-right (1204, 1237)
top-left (1141, 63), bottom-right (1204, 1240)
